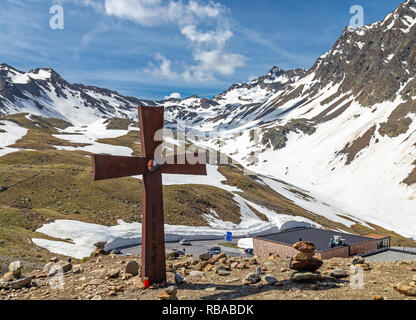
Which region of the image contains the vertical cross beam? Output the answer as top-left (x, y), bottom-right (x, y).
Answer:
top-left (139, 106), bottom-right (166, 284)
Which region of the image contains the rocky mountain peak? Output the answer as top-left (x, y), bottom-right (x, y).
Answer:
top-left (301, 0), bottom-right (416, 106)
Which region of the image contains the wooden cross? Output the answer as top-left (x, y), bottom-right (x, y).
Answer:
top-left (91, 106), bottom-right (207, 284)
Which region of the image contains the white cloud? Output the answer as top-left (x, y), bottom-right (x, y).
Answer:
top-left (183, 49), bottom-right (246, 82)
top-left (103, 0), bottom-right (223, 27)
top-left (164, 92), bottom-right (181, 99)
top-left (180, 25), bottom-right (232, 46)
top-left (77, 0), bottom-right (245, 82)
top-left (145, 53), bottom-right (179, 80)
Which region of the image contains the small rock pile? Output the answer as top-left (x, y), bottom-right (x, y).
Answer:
top-left (290, 241), bottom-right (323, 283)
top-left (394, 274), bottom-right (416, 297)
top-left (0, 261), bottom-right (32, 290)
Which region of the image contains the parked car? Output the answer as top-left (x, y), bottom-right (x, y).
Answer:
top-left (179, 239), bottom-right (191, 246)
top-left (244, 248), bottom-right (254, 255)
top-left (207, 246), bottom-right (221, 256)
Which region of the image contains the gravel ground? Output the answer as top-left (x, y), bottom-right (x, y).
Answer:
top-left (3, 254), bottom-right (416, 300)
top-left (365, 249), bottom-right (416, 263)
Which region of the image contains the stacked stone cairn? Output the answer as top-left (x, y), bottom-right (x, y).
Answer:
top-left (0, 261), bottom-right (32, 290)
top-left (290, 241), bottom-right (323, 282)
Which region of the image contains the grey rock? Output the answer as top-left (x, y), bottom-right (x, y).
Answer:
top-left (199, 253), bottom-right (211, 261)
top-left (245, 273), bottom-right (261, 284)
top-left (8, 261), bottom-right (22, 277)
top-left (1, 272), bottom-right (15, 282)
top-left (291, 271), bottom-right (321, 283)
top-left (255, 266), bottom-right (263, 275)
top-left (124, 260), bottom-right (140, 276)
top-left (0, 276), bottom-right (32, 290)
top-left (165, 286), bottom-right (177, 295)
top-left (264, 275), bottom-right (278, 285)
top-left (175, 272), bottom-right (184, 284)
top-left (330, 269), bottom-right (349, 278)
top-left (217, 269), bottom-right (230, 276)
top-left (106, 269), bottom-right (120, 279)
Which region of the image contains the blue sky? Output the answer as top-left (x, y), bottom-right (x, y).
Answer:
top-left (0, 0), bottom-right (404, 100)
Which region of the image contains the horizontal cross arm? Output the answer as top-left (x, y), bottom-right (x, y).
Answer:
top-left (160, 154), bottom-right (207, 176)
top-left (92, 154), bottom-right (147, 181)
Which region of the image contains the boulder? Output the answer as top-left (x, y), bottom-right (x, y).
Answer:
top-left (293, 251), bottom-right (315, 261)
top-left (106, 269), bottom-right (120, 279)
top-left (218, 257), bottom-right (227, 264)
top-left (124, 261), bottom-right (140, 277)
top-left (0, 276), bottom-right (32, 290)
top-left (351, 256), bottom-right (365, 265)
top-left (9, 261), bottom-right (22, 278)
top-left (174, 272), bottom-right (184, 284)
top-left (56, 260), bottom-right (72, 273)
top-left (213, 252), bottom-right (227, 262)
top-left (165, 286), bottom-right (177, 295)
top-left (217, 269), bottom-right (230, 276)
top-left (204, 264), bottom-right (214, 272)
top-left (255, 266), bottom-right (262, 275)
top-left (291, 271), bottom-right (321, 283)
top-left (290, 258), bottom-right (323, 272)
top-left (264, 275), bottom-right (278, 285)
top-left (292, 241), bottom-right (315, 253)
top-left (72, 265), bottom-right (83, 274)
top-left (2, 272), bottom-right (15, 282)
top-left (199, 253), bottom-right (211, 261)
top-left (245, 273), bottom-right (261, 284)
top-left (394, 282), bottom-right (416, 296)
top-left (214, 264), bottom-right (226, 273)
top-left (330, 269), bottom-right (349, 278)
top-left (248, 258), bottom-right (257, 265)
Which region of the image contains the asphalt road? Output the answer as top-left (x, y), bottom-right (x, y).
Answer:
top-left (120, 239), bottom-right (253, 258)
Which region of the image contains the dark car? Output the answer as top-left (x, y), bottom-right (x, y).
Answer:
top-left (244, 248), bottom-right (254, 255)
top-left (207, 246), bottom-right (221, 256)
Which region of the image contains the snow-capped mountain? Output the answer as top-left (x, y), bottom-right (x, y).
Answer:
top-left (0, 63), bottom-right (155, 124)
top-left (204, 0), bottom-right (416, 237)
top-left (1, 1), bottom-right (416, 237)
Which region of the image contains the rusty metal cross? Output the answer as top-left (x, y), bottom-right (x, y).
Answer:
top-left (91, 106), bottom-right (207, 284)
